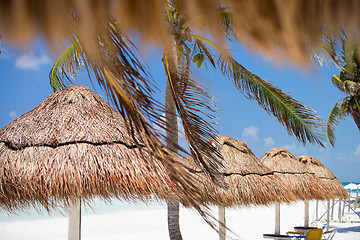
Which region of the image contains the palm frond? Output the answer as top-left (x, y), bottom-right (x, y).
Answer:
top-left (218, 53), bottom-right (326, 147)
top-left (49, 40), bottom-right (83, 92)
top-left (327, 98), bottom-right (349, 147)
top-left (320, 31), bottom-right (345, 68)
top-left (62, 18), bottom-right (220, 210)
top-left (218, 9), bottom-right (236, 41)
top-left (163, 53), bottom-right (224, 184)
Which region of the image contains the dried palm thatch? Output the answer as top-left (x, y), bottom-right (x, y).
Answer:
top-left (0, 85), bottom-right (191, 212)
top-left (297, 155), bottom-right (348, 199)
top-left (259, 148), bottom-right (332, 200)
top-left (1, 0), bottom-right (360, 63)
top-left (187, 136), bottom-right (296, 207)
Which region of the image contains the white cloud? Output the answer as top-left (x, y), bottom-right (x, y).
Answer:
top-left (15, 53), bottom-right (50, 70)
top-left (282, 143), bottom-right (307, 156)
top-left (264, 137), bottom-right (275, 147)
top-left (241, 125), bottom-right (259, 140)
top-left (354, 144), bottom-right (360, 156)
top-left (9, 110), bottom-right (17, 119)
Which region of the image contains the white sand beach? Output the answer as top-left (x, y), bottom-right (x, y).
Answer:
top-left (0, 200), bottom-right (359, 240)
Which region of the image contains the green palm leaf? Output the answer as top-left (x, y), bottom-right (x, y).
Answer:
top-left (218, 53), bottom-right (326, 147)
top-left (49, 40), bottom-right (83, 92)
top-left (331, 74), bottom-right (344, 92)
top-left (327, 98), bottom-right (349, 147)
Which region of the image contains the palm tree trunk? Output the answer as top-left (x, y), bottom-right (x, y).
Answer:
top-left (165, 74), bottom-right (183, 240)
top-left (164, 36), bottom-right (183, 240)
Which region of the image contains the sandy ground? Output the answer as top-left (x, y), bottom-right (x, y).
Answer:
top-left (0, 200), bottom-right (359, 240)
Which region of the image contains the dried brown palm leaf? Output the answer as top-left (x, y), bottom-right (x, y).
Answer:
top-left (3, 0), bottom-right (360, 63)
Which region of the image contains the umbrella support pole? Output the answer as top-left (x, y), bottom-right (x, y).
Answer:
top-left (68, 199), bottom-right (81, 240)
top-left (355, 188), bottom-right (359, 210)
top-left (330, 199), bottom-right (335, 220)
top-left (326, 200), bottom-right (330, 231)
top-left (338, 200), bottom-right (342, 222)
top-left (275, 203), bottom-right (280, 235)
top-left (316, 199), bottom-right (339, 222)
top-left (304, 200), bottom-right (309, 227)
top-left (218, 206), bottom-right (226, 240)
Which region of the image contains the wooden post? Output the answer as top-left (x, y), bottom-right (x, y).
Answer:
top-left (355, 188), bottom-right (359, 210)
top-left (330, 199), bottom-right (334, 220)
top-left (275, 203), bottom-right (281, 235)
top-left (68, 199), bottom-right (81, 240)
top-left (316, 200), bottom-right (319, 220)
top-left (326, 200), bottom-right (330, 231)
top-left (218, 206), bottom-right (226, 240)
top-left (338, 199), bottom-right (342, 222)
top-left (342, 199), bottom-right (346, 216)
top-left (304, 200), bottom-right (309, 227)
top-left (348, 190), bottom-right (351, 212)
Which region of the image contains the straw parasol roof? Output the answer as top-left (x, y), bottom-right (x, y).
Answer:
top-left (297, 155), bottom-right (348, 199)
top-left (259, 148), bottom-right (330, 200)
top-left (0, 85), bottom-right (182, 211)
top-left (1, 0), bottom-right (360, 63)
top-left (187, 136), bottom-right (296, 207)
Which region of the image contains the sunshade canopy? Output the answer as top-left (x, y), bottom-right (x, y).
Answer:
top-left (187, 136), bottom-right (296, 207)
top-left (259, 148), bottom-right (330, 200)
top-left (1, 0), bottom-right (359, 63)
top-left (0, 85), bottom-right (181, 211)
top-left (297, 155), bottom-right (348, 199)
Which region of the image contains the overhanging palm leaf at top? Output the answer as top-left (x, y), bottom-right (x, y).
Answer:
top-left (50, 7), bottom-right (326, 191)
top-left (321, 31), bottom-right (360, 147)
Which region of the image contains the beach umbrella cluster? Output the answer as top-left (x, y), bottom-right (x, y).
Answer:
top-left (0, 85), bottom-right (347, 239)
top-left (187, 136), bottom-right (295, 207)
top-left (187, 136), bottom-right (297, 240)
top-left (259, 148), bottom-right (348, 235)
top-left (259, 148), bottom-right (330, 201)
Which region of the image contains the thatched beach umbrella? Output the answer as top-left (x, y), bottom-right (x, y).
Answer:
top-left (296, 155), bottom-right (348, 199)
top-left (297, 155), bottom-right (348, 230)
top-left (188, 136), bottom-right (296, 240)
top-left (259, 148), bottom-right (330, 235)
top-left (2, 0), bottom-right (360, 63)
top-left (0, 85), bottom-right (183, 239)
top-left (260, 148), bottom-right (330, 201)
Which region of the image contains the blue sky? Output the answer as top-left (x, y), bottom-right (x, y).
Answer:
top-left (0, 39), bottom-right (359, 182)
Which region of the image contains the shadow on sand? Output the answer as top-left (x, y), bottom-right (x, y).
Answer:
top-left (336, 225), bottom-right (360, 233)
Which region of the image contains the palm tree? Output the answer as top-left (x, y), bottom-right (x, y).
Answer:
top-left (50, 3), bottom-right (326, 239)
top-left (321, 31), bottom-right (360, 147)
